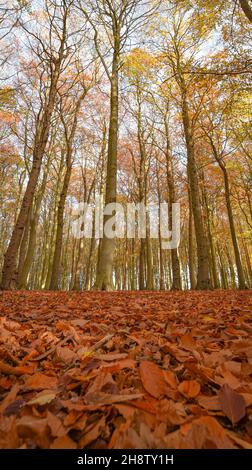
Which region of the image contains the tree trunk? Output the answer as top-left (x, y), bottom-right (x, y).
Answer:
top-left (181, 91), bottom-right (210, 289)
top-left (95, 40), bottom-right (119, 290)
top-left (85, 217), bottom-right (96, 290)
top-left (239, 0), bottom-right (252, 22)
top-left (188, 188), bottom-right (197, 289)
top-left (200, 171), bottom-right (219, 289)
top-left (49, 158), bottom-right (72, 290)
top-left (139, 239), bottom-right (145, 290)
top-left (1, 63), bottom-right (62, 290)
top-left (146, 212), bottom-right (153, 290)
top-left (18, 162), bottom-right (49, 289)
top-left (164, 112), bottom-right (181, 290)
top-left (157, 185), bottom-right (165, 290)
top-left (210, 140), bottom-right (247, 289)
top-left (222, 164), bottom-right (247, 289)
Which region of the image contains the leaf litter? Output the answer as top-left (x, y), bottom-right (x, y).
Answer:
top-left (0, 289), bottom-right (252, 449)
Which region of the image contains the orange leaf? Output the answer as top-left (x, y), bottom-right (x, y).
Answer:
top-left (163, 370), bottom-right (178, 389)
top-left (24, 373), bottom-right (58, 391)
top-left (197, 394), bottom-right (221, 410)
top-left (178, 380), bottom-right (201, 398)
top-left (180, 334), bottom-right (197, 352)
top-left (139, 361), bottom-right (169, 399)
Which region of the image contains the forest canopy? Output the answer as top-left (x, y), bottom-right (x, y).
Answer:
top-left (0, 0), bottom-right (251, 291)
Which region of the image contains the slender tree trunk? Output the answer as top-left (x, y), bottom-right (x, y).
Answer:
top-left (139, 239), bottom-right (145, 290)
top-left (50, 87), bottom-right (87, 290)
top-left (222, 166), bottom-right (246, 288)
top-left (18, 162), bottom-right (49, 289)
top-left (239, 0), bottom-right (252, 22)
top-left (200, 171), bottom-right (219, 289)
top-left (210, 141), bottom-right (247, 289)
top-left (1, 62), bottom-right (63, 290)
top-left (157, 182), bottom-right (165, 290)
top-left (163, 114), bottom-right (181, 290)
top-left (1, 155), bottom-right (44, 289)
top-left (243, 241), bottom-right (252, 286)
top-left (17, 208), bottom-right (31, 286)
top-left (146, 212), bottom-right (153, 290)
top-left (217, 245), bottom-right (228, 289)
top-left (95, 39), bottom-right (119, 290)
top-left (226, 245), bottom-right (236, 288)
top-left (85, 217), bottom-right (96, 290)
top-left (49, 158), bottom-right (72, 290)
top-left (71, 239), bottom-right (82, 291)
top-left (188, 188), bottom-right (197, 289)
top-left (182, 101), bottom-right (210, 288)
top-left (131, 239), bottom-right (136, 290)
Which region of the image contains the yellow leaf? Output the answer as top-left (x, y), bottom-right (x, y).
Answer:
top-left (82, 351), bottom-right (94, 359)
top-left (202, 316), bottom-right (215, 323)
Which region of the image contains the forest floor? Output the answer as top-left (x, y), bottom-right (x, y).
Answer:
top-left (0, 290), bottom-right (252, 449)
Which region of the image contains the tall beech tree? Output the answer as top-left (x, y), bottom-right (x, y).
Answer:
top-left (1, 0), bottom-right (74, 289)
top-left (159, 7), bottom-right (211, 289)
top-left (198, 80), bottom-right (248, 289)
top-left (79, 0), bottom-right (159, 290)
top-left (49, 68), bottom-right (97, 290)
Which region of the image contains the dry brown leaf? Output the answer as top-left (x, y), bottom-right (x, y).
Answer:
top-left (79, 416), bottom-right (106, 448)
top-left (218, 384), bottom-right (246, 425)
top-left (85, 391), bottom-right (143, 405)
top-left (16, 415), bottom-right (49, 439)
top-left (139, 361), bottom-right (169, 399)
top-left (0, 383), bottom-right (20, 413)
top-left (47, 411), bottom-right (66, 438)
top-left (164, 416), bottom-right (235, 449)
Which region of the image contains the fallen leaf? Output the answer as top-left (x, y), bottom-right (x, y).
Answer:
top-left (47, 411), bottom-right (66, 437)
top-left (139, 361), bottom-right (168, 399)
top-left (178, 380), bottom-right (201, 398)
top-left (164, 416), bottom-right (235, 449)
top-left (163, 370), bottom-right (178, 389)
top-left (218, 384), bottom-right (246, 425)
top-left (241, 393), bottom-right (252, 408)
top-left (102, 359), bottom-right (136, 373)
top-left (85, 391), bottom-right (143, 405)
top-left (202, 316), bottom-right (216, 323)
top-left (197, 395), bottom-right (221, 411)
top-left (0, 360), bottom-right (34, 376)
top-left (54, 346), bottom-right (77, 364)
top-left (0, 384), bottom-right (20, 413)
top-left (226, 430), bottom-right (252, 449)
top-left (97, 353), bottom-right (128, 361)
top-left (24, 373), bottom-right (58, 391)
top-left (180, 334), bottom-right (197, 352)
top-left (16, 415), bottom-right (48, 439)
top-left (0, 415), bottom-right (20, 448)
top-left (27, 390), bottom-right (56, 406)
top-left (79, 417), bottom-right (106, 448)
